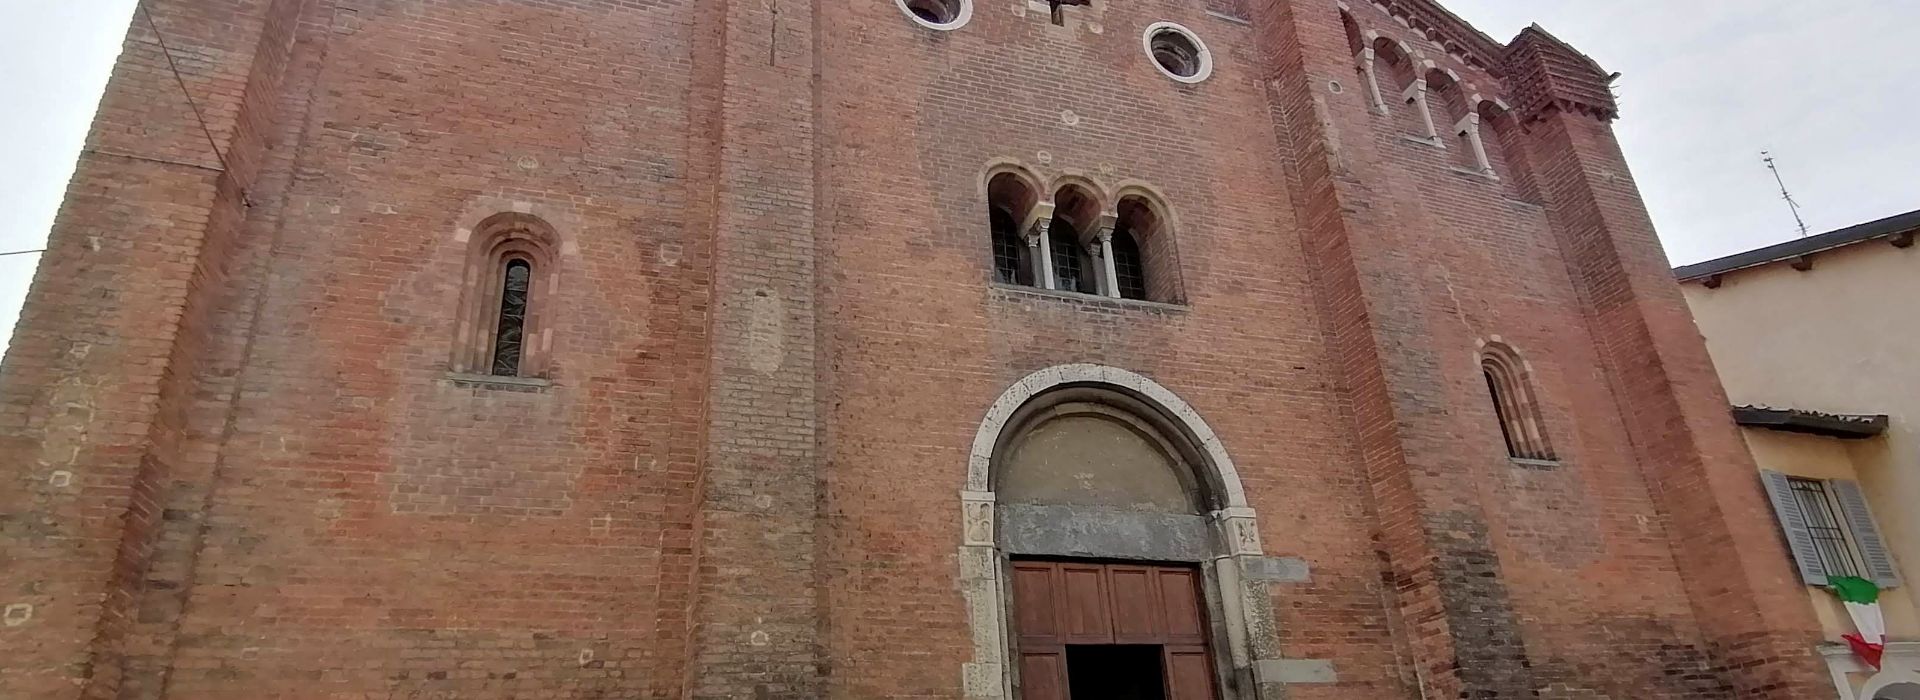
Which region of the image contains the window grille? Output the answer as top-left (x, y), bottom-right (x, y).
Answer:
top-left (1788, 477), bottom-right (1864, 579)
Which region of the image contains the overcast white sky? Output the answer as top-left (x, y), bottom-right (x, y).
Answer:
top-left (1, 1), bottom-right (1915, 355)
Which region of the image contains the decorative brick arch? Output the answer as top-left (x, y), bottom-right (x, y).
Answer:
top-left (958, 364), bottom-right (1287, 700)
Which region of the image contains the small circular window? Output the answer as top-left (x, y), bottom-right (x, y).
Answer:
top-left (897, 0), bottom-right (971, 31)
top-left (1143, 22), bottom-right (1212, 83)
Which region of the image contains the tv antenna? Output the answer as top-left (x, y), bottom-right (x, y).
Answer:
top-left (1761, 151), bottom-right (1810, 238)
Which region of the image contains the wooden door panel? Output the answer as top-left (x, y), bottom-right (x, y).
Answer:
top-left (1163, 646), bottom-right (1217, 700)
top-left (1060, 563), bottom-right (1114, 644)
top-left (1019, 649), bottom-right (1070, 700)
top-left (1108, 564), bottom-right (1163, 643)
top-left (1155, 567), bottom-right (1207, 645)
top-left (1012, 562), bottom-right (1063, 643)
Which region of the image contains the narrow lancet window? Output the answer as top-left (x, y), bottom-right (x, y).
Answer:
top-left (1482, 345), bottom-right (1556, 461)
top-left (491, 259), bottom-right (533, 376)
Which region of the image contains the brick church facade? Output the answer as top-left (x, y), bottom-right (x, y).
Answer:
top-left (0, 0), bottom-right (1833, 698)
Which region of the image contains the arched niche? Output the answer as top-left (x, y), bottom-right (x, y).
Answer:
top-left (958, 365), bottom-right (1284, 700)
top-left (1868, 679), bottom-right (1920, 700)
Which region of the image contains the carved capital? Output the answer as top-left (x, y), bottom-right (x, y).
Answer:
top-left (962, 491), bottom-right (996, 547)
top-left (1021, 202), bottom-right (1057, 244)
top-left (1213, 506), bottom-right (1263, 557)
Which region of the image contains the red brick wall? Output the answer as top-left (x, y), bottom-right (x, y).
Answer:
top-left (0, 0), bottom-right (1829, 698)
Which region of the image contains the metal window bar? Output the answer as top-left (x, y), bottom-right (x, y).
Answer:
top-left (1788, 478), bottom-right (1863, 579)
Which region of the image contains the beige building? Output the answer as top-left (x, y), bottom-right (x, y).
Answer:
top-left (1681, 209), bottom-right (1920, 700)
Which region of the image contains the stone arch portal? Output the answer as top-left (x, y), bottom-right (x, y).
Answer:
top-left (958, 364), bottom-right (1293, 700)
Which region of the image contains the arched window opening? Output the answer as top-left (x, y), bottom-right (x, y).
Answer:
top-left (1114, 194), bottom-right (1180, 303)
top-left (990, 206), bottom-right (1031, 286)
top-left (454, 212), bottom-right (558, 379)
top-left (1374, 39), bottom-right (1430, 138)
top-left (1049, 185), bottom-right (1103, 295)
top-left (490, 259), bottom-right (533, 376)
top-left (1341, 12), bottom-right (1365, 57)
top-left (1477, 101), bottom-right (1517, 181)
top-left (1482, 346), bottom-right (1556, 461)
top-left (988, 171), bottom-right (1042, 288)
top-left (1111, 229), bottom-right (1146, 300)
top-left (1048, 220), bottom-right (1094, 295)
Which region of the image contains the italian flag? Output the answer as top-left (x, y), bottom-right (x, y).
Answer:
top-left (1832, 576), bottom-right (1886, 669)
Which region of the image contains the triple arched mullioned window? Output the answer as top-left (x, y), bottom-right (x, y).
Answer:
top-left (985, 168), bottom-right (1179, 304)
top-left (1345, 10), bottom-right (1512, 180)
top-left (453, 212), bottom-right (558, 379)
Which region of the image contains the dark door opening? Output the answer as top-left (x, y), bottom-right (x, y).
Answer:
top-left (1010, 560), bottom-right (1218, 700)
top-left (1067, 645), bottom-right (1165, 700)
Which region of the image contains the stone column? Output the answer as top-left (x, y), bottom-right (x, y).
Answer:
top-left (1357, 48), bottom-right (1388, 115)
top-left (1091, 216), bottom-right (1120, 298)
top-left (1456, 112), bottom-right (1494, 175)
top-left (1026, 215), bottom-right (1057, 291)
top-left (1404, 78), bottom-right (1439, 141)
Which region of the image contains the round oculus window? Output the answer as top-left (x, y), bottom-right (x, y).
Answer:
top-left (897, 0), bottom-right (971, 30)
top-left (1144, 22), bottom-right (1212, 83)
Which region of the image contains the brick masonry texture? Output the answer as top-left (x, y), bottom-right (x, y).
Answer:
top-left (0, 0), bottom-right (1830, 699)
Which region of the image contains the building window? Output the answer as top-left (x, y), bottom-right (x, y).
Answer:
top-left (1761, 470), bottom-right (1900, 587)
top-left (1111, 228), bottom-right (1147, 300)
top-left (988, 170), bottom-right (1043, 289)
top-left (1481, 344), bottom-right (1555, 461)
top-left (896, 0), bottom-right (971, 31)
top-left (453, 212), bottom-right (559, 379)
top-left (1049, 222), bottom-right (1093, 295)
top-left (991, 206), bottom-right (1032, 285)
top-left (490, 259), bottom-right (533, 376)
top-left (1143, 22), bottom-right (1213, 83)
top-left (1788, 477), bottom-right (1864, 579)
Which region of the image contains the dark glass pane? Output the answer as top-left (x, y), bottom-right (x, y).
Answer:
top-left (992, 207), bottom-right (1028, 286)
top-left (1112, 230), bottom-right (1147, 300)
top-left (1050, 224), bottom-right (1087, 294)
top-left (491, 259), bottom-right (532, 377)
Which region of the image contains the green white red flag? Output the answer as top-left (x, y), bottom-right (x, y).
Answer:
top-left (1831, 576), bottom-right (1885, 669)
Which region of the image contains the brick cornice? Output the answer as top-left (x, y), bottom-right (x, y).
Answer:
top-left (1360, 0), bottom-right (1508, 75)
top-left (1503, 25), bottom-right (1620, 122)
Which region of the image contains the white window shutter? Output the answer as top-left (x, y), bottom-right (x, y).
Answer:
top-left (1830, 479), bottom-right (1901, 588)
top-left (1759, 470), bottom-right (1829, 586)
